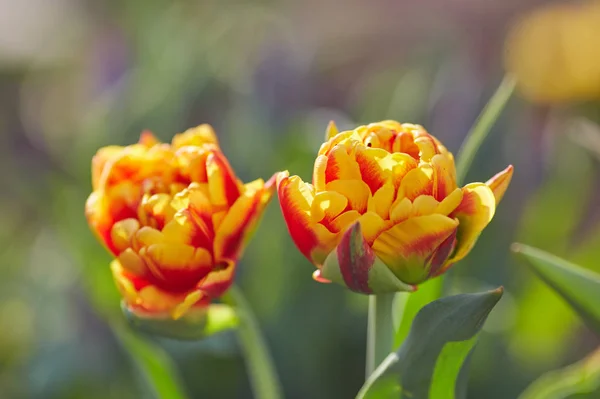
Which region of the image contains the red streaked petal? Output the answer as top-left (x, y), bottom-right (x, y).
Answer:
top-left (372, 214), bottom-right (459, 284)
top-left (397, 164), bottom-right (434, 201)
top-left (486, 165), bottom-right (514, 205)
top-left (447, 183), bottom-right (496, 264)
top-left (143, 244), bottom-right (213, 291)
top-left (277, 174), bottom-right (319, 262)
top-left (213, 188), bottom-right (262, 262)
top-left (324, 143), bottom-right (362, 184)
top-left (206, 150), bottom-right (242, 207)
top-left (336, 222), bottom-right (376, 294)
top-left (198, 260), bottom-right (236, 298)
top-left (355, 147), bottom-right (390, 193)
top-left (431, 153), bottom-right (457, 201)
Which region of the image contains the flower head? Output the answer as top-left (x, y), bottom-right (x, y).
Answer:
top-left (278, 121), bottom-right (513, 293)
top-left (505, 1), bottom-right (600, 103)
top-left (86, 125), bottom-right (279, 319)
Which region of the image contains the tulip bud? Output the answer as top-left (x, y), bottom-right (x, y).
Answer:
top-left (278, 121), bottom-right (513, 293)
top-left (86, 125), bottom-right (282, 320)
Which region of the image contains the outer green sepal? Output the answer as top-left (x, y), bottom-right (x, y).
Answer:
top-left (122, 302), bottom-right (239, 340)
top-left (320, 222), bottom-right (416, 294)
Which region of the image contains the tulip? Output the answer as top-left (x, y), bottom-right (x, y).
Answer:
top-left (86, 124), bottom-right (279, 319)
top-left (505, 1), bottom-right (600, 103)
top-left (277, 121), bottom-right (513, 293)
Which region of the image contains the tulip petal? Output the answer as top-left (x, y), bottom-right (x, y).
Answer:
top-left (325, 120), bottom-right (339, 141)
top-left (411, 195), bottom-right (439, 217)
top-left (278, 174), bottom-right (322, 262)
top-left (368, 183), bottom-right (395, 220)
top-left (206, 151), bottom-right (242, 208)
top-left (447, 183), bottom-right (496, 264)
top-left (326, 179), bottom-right (371, 213)
top-left (213, 188), bottom-right (262, 262)
top-left (198, 260), bottom-right (236, 298)
top-left (324, 144), bottom-right (362, 183)
top-left (398, 164), bottom-right (434, 201)
top-left (117, 248), bottom-right (148, 276)
top-left (485, 165), bottom-right (514, 205)
top-left (320, 223), bottom-right (416, 294)
top-left (111, 260), bottom-right (203, 315)
top-left (414, 135), bottom-right (439, 161)
top-left (391, 131), bottom-right (420, 160)
top-left (372, 215), bottom-right (459, 284)
top-left (333, 222), bottom-right (375, 293)
top-left (389, 197), bottom-right (412, 224)
top-left (91, 145), bottom-right (123, 190)
top-left (143, 244), bottom-right (213, 291)
top-left (355, 147), bottom-right (390, 193)
top-left (329, 210), bottom-right (361, 233)
top-left (311, 191), bottom-right (348, 224)
top-left (432, 153), bottom-right (457, 200)
top-left (171, 124), bottom-right (219, 148)
top-left (435, 188), bottom-right (464, 216)
top-left (356, 211), bottom-right (389, 244)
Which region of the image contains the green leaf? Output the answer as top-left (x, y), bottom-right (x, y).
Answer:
top-left (122, 303), bottom-right (239, 340)
top-left (512, 243), bottom-right (600, 333)
top-left (393, 278), bottom-right (443, 348)
top-left (357, 288), bottom-right (503, 399)
top-left (113, 325), bottom-right (189, 399)
top-left (518, 347), bottom-right (600, 399)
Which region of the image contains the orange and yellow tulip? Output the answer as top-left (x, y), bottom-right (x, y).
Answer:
top-left (277, 121), bottom-right (513, 293)
top-left (86, 125), bottom-right (279, 319)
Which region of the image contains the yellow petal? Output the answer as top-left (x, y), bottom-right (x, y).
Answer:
top-left (389, 197), bottom-right (412, 223)
top-left (326, 179), bottom-right (371, 213)
top-left (435, 188), bottom-right (464, 216)
top-left (411, 195), bottom-right (439, 216)
top-left (172, 290), bottom-right (205, 320)
top-left (311, 191), bottom-right (348, 223)
top-left (356, 211), bottom-right (389, 244)
top-left (431, 153), bottom-right (457, 200)
top-left (313, 155), bottom-right (328, 192)
top-left (325, 120), bottom-right (339, 140)
top-left (447, 183), bottom-right (496, 264)
top-left (372, 215), bottom-right (459, 284)
top-left (171, 124), bottom-right (219, 148)
top-left (398, 164), bottom-right (434, 201)
top-left (329, 210), bottom-right (361, 233)
top-left (117, 248), bottom-right (147, 275)
top-left (111, 218), bottom-right (140, 253)
top-left (367, 183), bottom-right (395, 220)
top-left (485, 165), bottom-right (514, 205)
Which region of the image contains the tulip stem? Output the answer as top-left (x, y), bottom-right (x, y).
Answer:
top-left (223, 285), bottom-right (283, 399)
top-left (456, 74), bottom-right (516, 185)
top-left (366, 293), bottom-right (396, 378)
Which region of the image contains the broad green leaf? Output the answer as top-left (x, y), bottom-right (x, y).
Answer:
top-left (512, 243), bottom-right (600, 333)
top-left (518, 347), bottom-right (600, 399)
top-left (122, 303), bottom-right (239, 340)
top-left (357, 288), bottom-right (503, 399)
top-left (113, 325), bottom-right (189, 399)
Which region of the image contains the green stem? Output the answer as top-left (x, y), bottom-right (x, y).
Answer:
top-left (366, 293), bottom-right (396, 378)
top-left (223, 285), bottom-right (283, 399)
top-left (455, 74), bottom-right (517, 185)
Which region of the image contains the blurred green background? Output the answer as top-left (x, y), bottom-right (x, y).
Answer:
top-left (2, 0), bottom-right (600, 398)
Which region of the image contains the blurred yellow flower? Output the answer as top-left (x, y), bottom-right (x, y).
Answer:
top-left (277, 121), bottom-right (513, 293)
top-left (86, 125), bottom-right (280, 319)
top-left (505, 0), bottom-right (600, 103)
